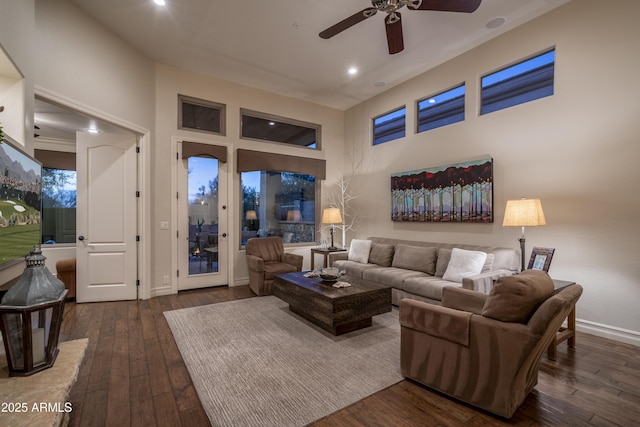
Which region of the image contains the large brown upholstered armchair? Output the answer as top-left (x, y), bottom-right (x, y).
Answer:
top-left (399, 270), bottom-right (583, 418)
top-left (246, 237), bottom-right (303, 296)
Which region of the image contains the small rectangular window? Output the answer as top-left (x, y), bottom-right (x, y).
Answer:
top-left (481, 49), bottom-right (555, 115)
top-left (241, 110), bottom-right (319, 149)
top-left (179, 94), bottom-right (226, 136)
top-left (42, 168), bottom-right (77, 244)
top-left (373, 107), bottom-right (406, 145)
top-left (417, 84), bottom-right (465, 133)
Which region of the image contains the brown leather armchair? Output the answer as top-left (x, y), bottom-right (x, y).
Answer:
top-left (399, 270), bottom-right (582, 418)
top-left (246, 237), bottom-right (303, 296)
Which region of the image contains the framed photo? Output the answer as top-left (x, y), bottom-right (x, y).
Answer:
top-left (527, 247), bottom-right (555, 272)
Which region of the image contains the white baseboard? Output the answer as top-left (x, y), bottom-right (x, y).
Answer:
top-left (576, 319), bottom-right (640, 347)
top-left (150, 285), bottom-right (174, 299)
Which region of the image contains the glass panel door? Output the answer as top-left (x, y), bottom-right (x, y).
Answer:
top-left (187, 156), bottom-right (219, 275)
top-left (178, 148), bottom-right (228, 290)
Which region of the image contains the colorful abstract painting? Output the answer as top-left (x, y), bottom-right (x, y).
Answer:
top-left (391, 158), bottom-right (493, 223)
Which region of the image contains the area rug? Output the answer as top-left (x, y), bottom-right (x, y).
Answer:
top-left (0, 338), bottom-right (88, 427)
top-left (164, 296), bottom-right (402, 427)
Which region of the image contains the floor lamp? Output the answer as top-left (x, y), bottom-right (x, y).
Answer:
top-left (322, 208), bottom-right (342, 250)
top-left (502, 198), bottom-right (546, 271)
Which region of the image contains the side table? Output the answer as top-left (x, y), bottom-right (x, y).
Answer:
top-left (310, 248), bottom-right (347, 270)
top-left (548, 279), bottom-right (577, 360)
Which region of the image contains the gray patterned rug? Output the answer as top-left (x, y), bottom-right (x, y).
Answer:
top-left (164, 296), bottom-right (402, 427)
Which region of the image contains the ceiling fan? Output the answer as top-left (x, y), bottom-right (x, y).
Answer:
top-left (319, 0), bottom-right (482, 54)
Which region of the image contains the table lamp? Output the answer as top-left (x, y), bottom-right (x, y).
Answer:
top-left (502, 198), bottom-right (546, 271)
top-left (322, 208), bottom-right (342, 250)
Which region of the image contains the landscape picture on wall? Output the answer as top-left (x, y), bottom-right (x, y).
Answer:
top-left (391, 158), bottom-right (493, 223)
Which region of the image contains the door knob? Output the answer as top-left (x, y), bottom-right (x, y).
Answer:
top-left (78, 235), bottom-right (86, 241)
top-left (222, 233), bottom-right (227, 238)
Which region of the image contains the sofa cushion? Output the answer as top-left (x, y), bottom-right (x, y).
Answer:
top-left (436, 248), bottom-right (494, 277)
top-left (362, 267), bottom-right (428, 289)
top-left (368, 243), bottom-right (395, 267)
top-left (435, 248), bottom-right (452, 277)
top-left (333, 259), bottom-right (379, 279)
top-left (391, 244), bottom-right (437, 275)
top-left (482, 270), bottom-right (555, 323)
top-left (442, 248), bottom-right (487, 283)
top-left (403, 276), bottom-right (460, 301)
top-left (348, 239), bottom-right (372, 263)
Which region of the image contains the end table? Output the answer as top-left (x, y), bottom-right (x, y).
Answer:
top-left (548, 279), bottom-right (577, 360)
top-left (310, 248), bottom-right (347, 270)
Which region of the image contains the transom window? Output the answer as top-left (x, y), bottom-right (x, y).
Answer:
top-left (373, 106), bottom-right (406, 145)
top-left (481, 49), bottom-right (555, 115)
top-left (241, 110), bottom-right (320, 149)
top-left (417, 84), bottom-right (465, 133)
top-left (179, 94), bottom-right (226, 135)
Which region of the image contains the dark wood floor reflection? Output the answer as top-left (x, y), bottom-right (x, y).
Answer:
top-left (61, 286), bottom-right (640, 426)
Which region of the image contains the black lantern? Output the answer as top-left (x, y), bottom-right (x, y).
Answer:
top-left (0, 246), bottom-right (68, 376)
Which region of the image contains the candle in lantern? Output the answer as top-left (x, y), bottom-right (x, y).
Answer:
top-left (32, 328), bottom-right (45, 365)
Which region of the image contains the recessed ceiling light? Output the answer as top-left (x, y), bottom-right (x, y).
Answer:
top-left (153, 0), bottom-right (166, 6)
top-left (486, 17), bottom-right (506, 29)
top-left (348, 67), bottom-right (358, 75)
top-left (87, 128), bottom-right (99, 134)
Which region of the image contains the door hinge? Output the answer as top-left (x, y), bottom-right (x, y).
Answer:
top-left (177, 270), bottom-right (180, 278)
top-left (136, 279), bottom-right (140, 287)
top-left (176, 192), bottom-right (179, 199)
top-left (176, 152), bottom-right (179, 160)
top-left (136, 146), bottom-right (140, 153)
top-left (136, 235), bottom-right (140, 242)
top-left (176, 230), bottom-right (179, 239)
top-left (136, 191), bottom-right (140, 198)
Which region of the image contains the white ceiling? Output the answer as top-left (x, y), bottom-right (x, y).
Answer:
top-left (34, 0), bottom-right (570, 140)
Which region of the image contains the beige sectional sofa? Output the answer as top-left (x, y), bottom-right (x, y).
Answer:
top-left (328, 237), bottom-right (520, 305)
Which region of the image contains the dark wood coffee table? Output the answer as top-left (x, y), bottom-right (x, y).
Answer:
top-left (273, 271), bottom-right (392, 335)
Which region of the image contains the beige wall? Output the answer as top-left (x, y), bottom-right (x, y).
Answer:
top-left (344, 0), bottom-right (640, 344)
top-left (34, 0), bottom-right (155, 130)
top-left (153, 64), bottom-right (344, 295)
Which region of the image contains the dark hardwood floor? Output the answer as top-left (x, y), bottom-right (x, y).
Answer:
top-left (61, 286), bottom-right (640, 427)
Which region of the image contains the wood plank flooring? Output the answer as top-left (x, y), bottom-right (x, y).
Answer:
top-left (60, 286), bottom-right (640, 427)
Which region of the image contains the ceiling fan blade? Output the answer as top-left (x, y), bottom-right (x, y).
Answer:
top-left (319, 8), bottom-right (377, 39)
top-left (409, 0), bottom-right (482, 13)
top-left (385, 13), bottom-right (404, 55)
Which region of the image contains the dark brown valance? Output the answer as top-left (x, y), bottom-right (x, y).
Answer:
top-left (34, 149), bottom-right (76, 170)
top-left (181, 141), bottom-right (227, 163)
top-left (237, 149), bottom-right (326, 179)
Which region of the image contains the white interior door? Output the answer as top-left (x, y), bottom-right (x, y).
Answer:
top-left (76, 131), bottom-right (138, 302)
top-left (177, 147), bottom-right (228, 290)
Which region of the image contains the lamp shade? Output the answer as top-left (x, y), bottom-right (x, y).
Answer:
top-left (245, 210), bottom-right (257, 220)
top-left (322, 208), bottom-right (342, 224)
top-left (502, 198), bottom-right (546, 227)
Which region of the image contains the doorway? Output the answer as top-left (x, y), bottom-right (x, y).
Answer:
top-left (177, 143), bottom-right (229, 290)
top-left (34, 93), bottom-right (149, 301)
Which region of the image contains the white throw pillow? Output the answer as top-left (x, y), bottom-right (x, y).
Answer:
top-left (442, 248), bottom-right (488, 283)
top-left (348, 239), bottom-right (373, 264)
